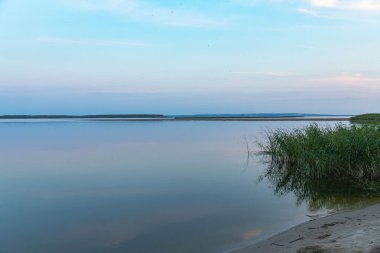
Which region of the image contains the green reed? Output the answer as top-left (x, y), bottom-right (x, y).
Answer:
top-left (261, 123), bottom-right (380, 192)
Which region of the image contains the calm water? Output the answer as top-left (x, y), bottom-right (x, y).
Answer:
top-left (0, 120), bottom-right (372, 253)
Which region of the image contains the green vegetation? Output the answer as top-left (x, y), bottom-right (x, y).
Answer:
top-left (351, 113), bottom-right (380, 123)
top-left (261, 123), bottom-right (380, 193)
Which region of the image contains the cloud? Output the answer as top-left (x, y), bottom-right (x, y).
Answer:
top-left (233, 0), bottom-right (380, 11)
top-left (296, 2), bottom-right (380, 21)
top-left (307, 0), bottom-right (380, 11)
top-left (36, 37), bottom-right (157, 47)
top-left (233, 0), bottom-right (380, 20)
top-left (62, 0), bottom-right (223, 28)
top-left (313, 72), bottom-right (380, 87)
top-left (296, 7), bottom-right (328, 17)
top-left (230, 71), bottom-right (300, 77)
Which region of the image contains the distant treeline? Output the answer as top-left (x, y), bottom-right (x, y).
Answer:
top-left (174, 113), bottom-right (335, 118)
top-left (351, 114), bottom-right (380, 123)
top-left (0, 113), bottom-right (349, 120)
top-left (0, 114), bottom-right (167, 119)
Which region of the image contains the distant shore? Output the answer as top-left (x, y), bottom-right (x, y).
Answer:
top-left (0, 116), bottom-right (351, 122)
top-left (231, 203), bottom-right (380, 253)
top-left (172, 117), bottom-right (350, 121)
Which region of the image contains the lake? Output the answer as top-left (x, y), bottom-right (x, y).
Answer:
top-left (0, 120), bottom-right (371, 253)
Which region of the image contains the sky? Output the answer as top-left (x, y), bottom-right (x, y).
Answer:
top-left (1, 0), bottom-right (380, 115)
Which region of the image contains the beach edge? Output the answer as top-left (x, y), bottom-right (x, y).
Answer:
top-left (231, 203), bottom-right (380, 253)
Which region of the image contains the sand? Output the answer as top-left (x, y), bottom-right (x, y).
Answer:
top-left (232, 203), bottom-right (380, 253)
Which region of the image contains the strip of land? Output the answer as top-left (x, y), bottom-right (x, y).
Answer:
top-left (173, 117), bottom-right (350, 121)
top-left (0, 115), bottom-right (351, 121)
top-left (231, 203), bottom-right (380, 253)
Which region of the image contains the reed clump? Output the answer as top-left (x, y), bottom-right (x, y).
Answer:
top-left (262, 123), bottom-right (380, 192)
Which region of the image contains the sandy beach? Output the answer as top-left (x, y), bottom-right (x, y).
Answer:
top-left (232, 203), bottom-right (380, 253)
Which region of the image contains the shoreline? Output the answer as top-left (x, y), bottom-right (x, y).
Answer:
top-left (0, 117), bottom-right (350, 122)
top-left (231, 203), bottom-right (380, 253)
top-left (173, 117), bottom-right (350, 121)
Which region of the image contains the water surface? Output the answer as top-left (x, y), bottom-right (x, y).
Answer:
top-left (0, 120), bottom-right (372, 253)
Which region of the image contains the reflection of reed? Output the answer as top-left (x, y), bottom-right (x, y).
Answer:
top-left (261, 159), bottom-right (380, 211)
top-left (242, 136), bottom-right (263, 172)
top-left (256, 123), bottom-right (380, 211)
top-left (243, 136), bottom-right (251, 171)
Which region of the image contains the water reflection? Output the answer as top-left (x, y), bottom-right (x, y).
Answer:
top-left (0, 120), bottom-right (370, 253)
top-left (260, 156), bottom-right (380, 212)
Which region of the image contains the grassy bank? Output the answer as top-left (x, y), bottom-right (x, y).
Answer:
top-left (351, 113), bottom-right (380, 123)
top-left (261, 123), bottom-right (380, 193)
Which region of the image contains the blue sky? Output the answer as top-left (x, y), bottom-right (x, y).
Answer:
top-left (1, 0), bottom-right (380, 114)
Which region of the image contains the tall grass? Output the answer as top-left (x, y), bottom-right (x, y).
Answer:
top-left (261, 123), bottom-right (380, 192)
